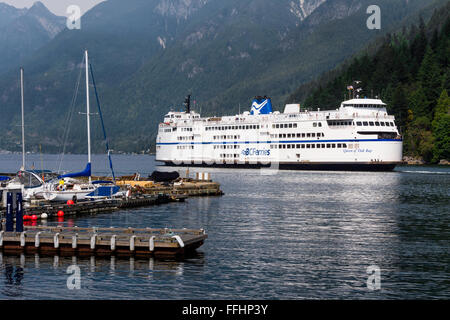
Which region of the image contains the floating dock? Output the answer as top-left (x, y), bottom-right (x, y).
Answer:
top-left (0, 226), bottom-right (207, 258)
top-left (0, 194), bottom-right (184, 223)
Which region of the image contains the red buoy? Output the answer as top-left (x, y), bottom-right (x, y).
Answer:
top-left (57, 210), bottom-right (64, 217)
top-left (67, 200), bottom-right (74, 206)
top-left (31, 215), bottom-right (38, 221)
top-left (23, 215), bottom-right (31, 220)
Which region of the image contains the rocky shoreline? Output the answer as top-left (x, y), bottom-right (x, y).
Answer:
top-left (402, 156), bottom-right (449, 165)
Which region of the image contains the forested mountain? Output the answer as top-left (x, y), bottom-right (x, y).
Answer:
top-left (0, 1), bottom-right (65, 75)
top-left (287, 3), bottom-right (450, 163)
top-left (0, 0), bottom-right (447, 154)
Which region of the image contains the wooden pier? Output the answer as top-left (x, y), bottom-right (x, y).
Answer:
top-left (113, 178), bottom-right (224, 197)
top-left (0, 226), bottom-right (207, 258)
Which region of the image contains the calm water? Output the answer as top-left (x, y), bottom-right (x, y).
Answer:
top-left (0, 154), bottom-right (449, 299)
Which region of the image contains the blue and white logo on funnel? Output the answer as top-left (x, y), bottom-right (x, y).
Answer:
top-left (250, 96), bottom-right (273, 115)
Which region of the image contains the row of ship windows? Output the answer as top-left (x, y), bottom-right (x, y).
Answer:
top-left (175, 143), bottom-right (347, 150)
top-left (213, 135), bottom-right (241, 140)
top-left (271, 122), bottom-right (323, 128)
top-left (164, 127), bottom-right (193, 132)
top-left (273, 123), bottom-right (299, 128)
top-left (177, 136), bottom-right (194, 141)
top-left (356, 121), bottom-right (395, 127)
top-left (271, 143), bottom-right (348, 149)
top-left (328, 121), bottom-right (395, 126)
top-left (179, 132), bottom-right (325, 141)
top-left (343, 104), bottom-right (384, 108)
top-left (270, 132), bottom-right (325, 138)
top-left (206, 125), bottom-right (261, 131)
top-left (214, 145), bottom-right (240, 149)
top-left (220, 154), bottom-right (240, 158)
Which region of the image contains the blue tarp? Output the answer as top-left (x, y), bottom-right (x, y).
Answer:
top-left (0, 176), bottom-right (11, 181)
top-left (86, 185), bottom-right (120, 198)
top-left (58, 163), bottom-right (91, 179)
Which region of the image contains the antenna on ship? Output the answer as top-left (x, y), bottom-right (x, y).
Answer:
top-left (184, 94), bottom-right (191, 113)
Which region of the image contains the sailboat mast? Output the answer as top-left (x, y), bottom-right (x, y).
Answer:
top-left (85, 50), bottom-right (92, 183)
top-left (20, 67), bottom-right (25, 171)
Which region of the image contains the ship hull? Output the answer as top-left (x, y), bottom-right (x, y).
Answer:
top-left (157, 161), bottom-right (400, 171)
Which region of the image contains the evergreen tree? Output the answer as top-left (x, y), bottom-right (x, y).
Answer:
top-left (417, 46), bottom-right (442, 116)
top-left (410, 17), bottom-right (428, 74)
top-left (391, 85), bottom-right (409, 129)
top-left (408, 85), bottom-right (429, 119)
top-left (432, 89), bottom-right (450, 162)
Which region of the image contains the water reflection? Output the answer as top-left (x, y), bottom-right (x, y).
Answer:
top-left (1, 154), bottom-right (449, 299)
top-left (1, 251), bottom-right (203, 270)
top-left (1, 253), bottom-right (25, 297)
top-left (0, 251), bottom-right (205, 293)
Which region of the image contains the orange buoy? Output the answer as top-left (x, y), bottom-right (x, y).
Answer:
top-left (57, 210), bottom-right (64, 217)
top-left (31, 215), bottom-right (38, 221)
top-left (67, 200), bottom-right (74, 206)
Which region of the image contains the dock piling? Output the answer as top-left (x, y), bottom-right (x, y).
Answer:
top-left (35, 232), bottom-right (41, 248)
top-left (5, 192), bottom-right (13, 232)
top-left (15, 193), bottom-right (23, 232)
top-left (54, 233), bottom-right (60, 249)
top-left (72, 234), bottom-right (78, 249)
top-left (20, 232), bottom-right (26, 247)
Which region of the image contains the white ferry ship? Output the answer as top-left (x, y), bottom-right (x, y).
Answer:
top-left (156, 94), bottom-right (403, 171)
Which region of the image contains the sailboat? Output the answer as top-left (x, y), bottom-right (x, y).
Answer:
top-left (3, 68), bottom-right (58, 200)
top-left (43, 50), bottom-right (119, 202)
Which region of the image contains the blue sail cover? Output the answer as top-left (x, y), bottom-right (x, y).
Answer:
top-left (86, 185), bottom-right (120, 198)
top-left (58, 163), bottom-right (91, 179)
top-left (250, 97), bottom-right (273, 115)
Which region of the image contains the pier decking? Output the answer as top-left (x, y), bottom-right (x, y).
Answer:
top-left (0, 226), bottom-right (207, 257)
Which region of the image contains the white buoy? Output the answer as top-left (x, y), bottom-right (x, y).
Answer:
top-left (41, 213), bottom-right (48, 219)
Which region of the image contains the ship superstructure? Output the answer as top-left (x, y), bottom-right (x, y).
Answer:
top-left (156, 95), bottom-right (403, 171)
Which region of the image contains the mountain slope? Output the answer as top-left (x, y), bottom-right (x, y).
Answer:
top-left (0, 0), bottom-right (447, 153)
top-left (0, 1), bottom-right (65, 75)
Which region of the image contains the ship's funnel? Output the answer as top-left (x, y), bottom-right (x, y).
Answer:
top-left (250, 96), bottom-right (273, 115)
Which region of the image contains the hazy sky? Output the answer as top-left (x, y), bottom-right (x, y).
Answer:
top-left (1, 0), bottom-right (106, 16)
